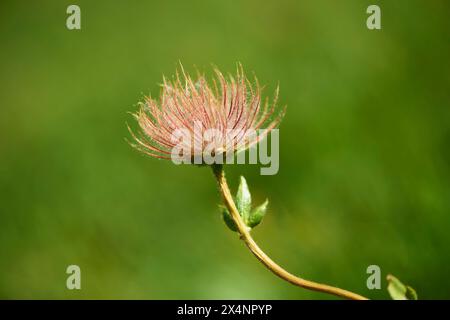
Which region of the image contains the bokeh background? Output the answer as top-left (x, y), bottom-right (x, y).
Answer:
top-left (1, 0), bottom-right (449, 299)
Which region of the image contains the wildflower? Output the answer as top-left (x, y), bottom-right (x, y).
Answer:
top-left (127, 64), bottom-right (370, 300)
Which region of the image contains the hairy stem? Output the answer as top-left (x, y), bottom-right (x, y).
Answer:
top-left (212, 164), bottom-right (368, 300)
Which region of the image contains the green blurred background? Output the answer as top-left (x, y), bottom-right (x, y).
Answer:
top-left (0, 0), bottom-right (449, 299)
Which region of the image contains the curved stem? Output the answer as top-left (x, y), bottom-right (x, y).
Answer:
top-left (212, 164), bottom-right (368, 300)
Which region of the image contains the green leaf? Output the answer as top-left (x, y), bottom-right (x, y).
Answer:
top-left (236, 176), bottom-right (252, 221)
top-left (387, 275), bottom-right (418, 300)
top-left (219, 205), bottom-right (238, 232)
top-left (247, 199), bottom-right (269, 228)
top-left (405, 286), bottom-right (418, 300)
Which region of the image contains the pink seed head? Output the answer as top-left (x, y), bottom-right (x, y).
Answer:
top-left (129, 64), bottom-right (285, 162)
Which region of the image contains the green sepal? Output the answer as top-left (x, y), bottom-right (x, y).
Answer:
top-left (247, 199), bottom-right (269, 228)
top-left (219, 205), bottom-right (238, 232)
top-left (236, 176), bottom-right (252, 222)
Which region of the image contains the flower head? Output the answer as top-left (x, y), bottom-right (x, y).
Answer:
top-left (129, 64), bottom-right (285, 164)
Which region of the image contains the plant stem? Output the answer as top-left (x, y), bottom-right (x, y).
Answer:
top-left (212, 164), bottom-right (368, 300)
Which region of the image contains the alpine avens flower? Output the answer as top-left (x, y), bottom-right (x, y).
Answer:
top-left (129, 65), bottom-right (285, 164)
top-left (128, 64), bottom-right (372, 300)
